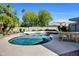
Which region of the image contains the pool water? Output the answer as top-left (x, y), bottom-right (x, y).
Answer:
top-left (8, 33), bottom-right (51, 45)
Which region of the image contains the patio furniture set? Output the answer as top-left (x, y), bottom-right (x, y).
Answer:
top-left (59, 32), bottom-right (79, 42)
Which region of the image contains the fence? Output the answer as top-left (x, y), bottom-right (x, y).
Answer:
top-left (13, 27), bottom-right (58, 32)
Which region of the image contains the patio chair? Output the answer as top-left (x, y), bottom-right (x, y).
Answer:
top-left (59, 32), bottom-right (69, 41)
top-left (69, 32), bottom-right (77, 42)
top-left (75, 32), bottom-right (79, 42)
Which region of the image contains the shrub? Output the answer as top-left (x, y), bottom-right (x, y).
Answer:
top-left (19, 28), bottom-right (22, 32)
top-left (23, 29), bottom-right (25, 32)
top-left (19, 29), bottom-right (25, 32)
top-left (61, 26), bottom-right (68, 32)
top-left (45, 29), bottom-right (56, 31)
top-left (58, 26), bottom-right (61, 31)
top-left (32, 29), bottom-right (36, 31)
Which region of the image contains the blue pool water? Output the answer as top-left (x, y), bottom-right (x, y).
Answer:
top-left (8, 33), bottom-right (51, 45)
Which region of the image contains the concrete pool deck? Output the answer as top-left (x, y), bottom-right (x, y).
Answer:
top-left (0, 33), bottom-right (58, 56)
top-left (1, 33), bottom-right (79, 56)
top-left (43, 34), bottom-right (79, 56)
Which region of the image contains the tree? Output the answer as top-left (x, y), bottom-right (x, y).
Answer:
top-left (7, 14), bottom-right (19, 33)
top-left (0, 4), bottom-right (19, 34)
top-left (22, 9), bottom-right (52, 27)
top-left (38, 9), bottom-right (52, 26)
top-left (22, 11), bottom-right (39, 27)
top-left (0, 13), bottom-right (13, 33)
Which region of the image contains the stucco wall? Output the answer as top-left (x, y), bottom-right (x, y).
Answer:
top-left (13, 27), bottom-right (58, 32)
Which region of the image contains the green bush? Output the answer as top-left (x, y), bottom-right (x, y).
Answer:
top-left (32, 29), bottom-right (36, 31)
top-left (58, 26), bottom-right (61, 31)
top-left (61, 26), bottom-right (68, 32)
top-left (19, 28), bottom-right (25, 32)
top-left (45, 29), bottom-right (56, 31)
top-left (23, 29), bottom-right (25, 32)
top-left (19, 28), bottom-right (22, 32)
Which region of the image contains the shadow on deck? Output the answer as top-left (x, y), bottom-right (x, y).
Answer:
top-left (42, 34), bottom-right (79, 56)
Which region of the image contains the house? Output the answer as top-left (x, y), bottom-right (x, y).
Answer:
top-left (69, 17), bottom-right (79, 32)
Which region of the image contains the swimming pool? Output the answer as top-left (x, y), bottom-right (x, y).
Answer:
top-left (8, 33), bottom-right (52, 45)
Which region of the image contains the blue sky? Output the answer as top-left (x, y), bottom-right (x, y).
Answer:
top-left (10, 3), bottom-right (79, 21)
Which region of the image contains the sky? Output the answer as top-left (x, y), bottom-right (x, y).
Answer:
top-left (10, 3), bottom-right (79, 21)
